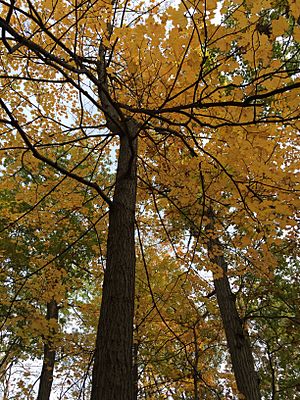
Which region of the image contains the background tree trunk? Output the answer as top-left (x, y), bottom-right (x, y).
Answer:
top-left (206, 210), bottom-right (261, 400)
top-left (213, 273), bottom-right (261, 400)
top-left (37, 299), bottom-right (58, 400)
top-left (91, 126), bottom-right (138, 400)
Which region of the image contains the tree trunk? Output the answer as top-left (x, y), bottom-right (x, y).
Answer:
top-left (37, 299), bottom-right (59, 400)
top-left (206, 210), bottom-right (261, 400)
top-left (213, 273), bottom-right (261, 399)
top-left (91, 127), bottom-right (137, 400)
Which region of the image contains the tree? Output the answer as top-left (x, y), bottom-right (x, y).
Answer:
top-left (0, 0), bottom-right (299, 398)
top-left (245, 253), bottom-right (300, 399)
top-left (134, 246), bottom-right (229, 399)
top-left (0, 161), bottom-right (103, 399)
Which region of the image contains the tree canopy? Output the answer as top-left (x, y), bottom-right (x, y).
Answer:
top-left (0, 0), bottom-right (299, 399)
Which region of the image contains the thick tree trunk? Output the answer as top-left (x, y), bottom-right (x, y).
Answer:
top-left (91, 128), bottom-right (137, 400)
top-left (37, 299), bottom-right (58, 400)
top-left (206, 210), bottom-right (261, 400)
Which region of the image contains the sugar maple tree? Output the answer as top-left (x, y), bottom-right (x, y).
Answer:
top-left (134, 245), bottom-right (230, 398)
top-left (0, 0), bottom-right (299, 399)
top-left (0, 157), bottom-right (105, 399)
top-left (244, 254), bottom-right (300, 399)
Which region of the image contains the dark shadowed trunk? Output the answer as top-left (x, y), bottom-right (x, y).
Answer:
top-left (206, 209), bottom-right (261, 400)
top-left (91, 126), bottom-right (138, 400)
top-left (37, 299), bottom-right (59, 400)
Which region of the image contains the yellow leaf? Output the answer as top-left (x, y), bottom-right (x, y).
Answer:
top-left (272, 17), bottom-right (289, 37)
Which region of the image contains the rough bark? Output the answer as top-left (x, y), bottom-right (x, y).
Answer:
top-left (91, 126), bottom-right (138, 400)
top-left (213, 273), bottom-right (261, 399)
top-left (37, 299), bottom-right (59, 400)
top-left (206, 210), bottom-right (261, 400)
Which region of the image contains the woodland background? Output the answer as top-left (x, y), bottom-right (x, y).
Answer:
top-left (0, 0), bottom-right (299, 399)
